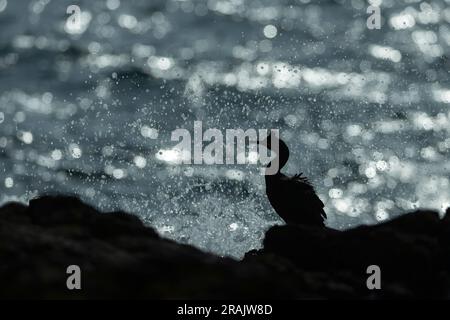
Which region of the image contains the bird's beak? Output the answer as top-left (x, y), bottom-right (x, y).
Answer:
top-left (256, 138), bottom-right (266, 148)
top-left (257, 134), bottom-right (271, 149)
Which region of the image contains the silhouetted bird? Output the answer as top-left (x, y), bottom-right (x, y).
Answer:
top-left (258, 134), bottom-right (327, 227)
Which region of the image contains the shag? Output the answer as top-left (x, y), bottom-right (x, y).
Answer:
top-left (259, 134), bottom-right (327, 227)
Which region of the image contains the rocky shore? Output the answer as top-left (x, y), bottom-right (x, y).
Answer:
top-left (0, 195), bottom-right (449, 299)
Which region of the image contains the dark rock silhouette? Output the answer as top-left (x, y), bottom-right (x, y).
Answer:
top-left (0, 195), bottom-right (449, 299)
top-left (257, 209), bottom-right (450, 298)
top-left (259, 133), bottom-right (327, 227)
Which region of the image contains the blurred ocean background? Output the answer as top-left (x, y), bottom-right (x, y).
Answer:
top-left (0, 0), bottom-right (449, 258)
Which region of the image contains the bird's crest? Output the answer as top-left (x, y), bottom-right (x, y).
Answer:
top-left (292, 172), bottom-right (312, 185)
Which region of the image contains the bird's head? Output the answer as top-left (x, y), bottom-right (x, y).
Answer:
top-left (257, 132), bottom-right (289, 172)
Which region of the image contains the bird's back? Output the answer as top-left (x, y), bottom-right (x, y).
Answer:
top-left (265, 173), bottom-right (326, 227)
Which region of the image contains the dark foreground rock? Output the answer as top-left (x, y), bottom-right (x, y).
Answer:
top-left (0, 195), bottom-right (449, 299)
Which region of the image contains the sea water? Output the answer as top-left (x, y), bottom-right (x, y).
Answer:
top-left (0, 0), bottom-right (449, 258)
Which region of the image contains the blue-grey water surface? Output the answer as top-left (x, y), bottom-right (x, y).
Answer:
top-left (1, 0), bottom-right (450, 257)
